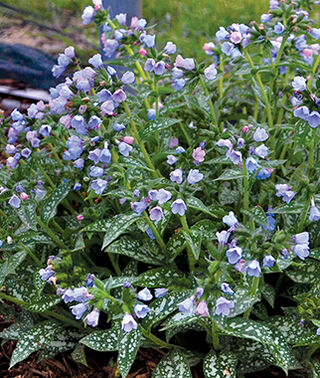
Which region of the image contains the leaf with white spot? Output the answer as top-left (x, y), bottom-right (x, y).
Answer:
top-left (271, 203), bottom-right (305, 214)
top-left (214, 169), bottom-right (244, 181)
top-left (285, 259), bottom-right (320, 284)
top-left (214, 317), bottom-right (292, 374)
top-left (0, 251), bottom-right (27, 286)
top-left (71, 344), bottom-right (88, 366)
top-left (143, 290), bottom-right (193, 330)
top-left (80, 327), bottom-right (119, 351)
top-left (106, 236), bottom-right (165, 265)
top-left (118, 327), bottom-right (142, 377)
top-left (167, 231), bottom-right (186, 258)
top-left (9, 320), bottom-right (63, 368)
top-left (187, 197), bottom-right (217, 218)
top-left (140, 118), bottom-right (180, 139)
top-left (41, 183), bottom-right (70, 224)
top-left (0, 311), bottom-right (33, 340)
top-left (152, 349), bottom-right (192, 378)
top-left (311, 359), bottom-right (320, 377)
top-left (182, 229), bottom-right (202, 261)
top-left (160, 312), bottom-right (198, 332)
top-left (16, 202), bottom-right (37, 231)
top-left (191, 220), bottom-right (217, 241)
top-left (5, 277), bottom-right (37, 302)
top-left (242, 206), bottom-right (268, 227)
top-left (203, 350), bottom-right (237, 378)
top-left (23, 295), bottom-right (61, 313)
top-left (262, 282), bottom-right (275, 308)
top-left (134, 267), bottom-right (184, 288)
top-left (229, 285), bottom-right (261, 317)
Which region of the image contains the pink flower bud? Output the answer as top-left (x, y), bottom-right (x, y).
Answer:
top-left (122, 136), bottom-right (134, 145)
top-left (134, 41), bottom-right (138, 46)
top-left (139, 47), bottom-right (147, 56)
top-left (242, 125), bottom-right (249, 133)
top-left (165, 64), bottom-right (170, 69)
top-left (77, 214), bottom-right (84, 221)
top-left (20, 192), bottom-right (28, 201)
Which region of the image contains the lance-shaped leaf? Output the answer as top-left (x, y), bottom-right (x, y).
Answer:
top-left (242, 206), bottom-right (268, 227)
top-left (203, 350), bottom-right (237, 378)
top-left (0, 251), bottom-right (27, 286)
top-left (229, 285), bottom-right (261, 317)
top-left (214, 169), bottom-right (244, 181)
top-left (16, 202), bottom-right (37, 231)
top-left (23, 295), bottom-right (61, 313)
top-left (271, 203), bottom-right (305, 214)
top-left (134, 267), bottom-right (184, 288)
top-left (153, 349), bottom-right (192, 378)
top-left (187, 197), bottom-right (217, 218)
top-left (214, 316), bottom-right (292, 374)
top-left (41, 183), bottom-right (70, 224)
top-left (9, 321), bottom-right (63, 368)
top-left (140, 118), bottom-right (180, 139)
top-left (80, 327), bottom-right (120, 352)
top-left (118, 327), bottom-right (142, 377)
top-left (285, 259), bottom-right (320, 284)
top-left (182, 229), bottom-right (202, 261)
top-left (83, 213), bottom-right (139, 250)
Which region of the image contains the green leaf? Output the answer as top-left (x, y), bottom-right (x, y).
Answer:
top-left (285, 259), bottom-right (320, 284)
top-left (186, 197), bottom-right (217, 218)
top-left (182, 229), bottom-right (202, 261)
top-left (118, 327), bottom-right (142, 377)
top-left (242, 206), bottom-right (268, 227)
top-left (271, 203), bottom-right (305, 214)
top-left (9, 321), bottom-right (62, 368)
top-left (214, 317), bottom-right (292, 374)
top-left (0, 311), bottom-right (34, 341)
top-left (71, 344), bottom-right (88, 366)
top-left (160, 312), bottom-right (198, 332)
top-left (0, 251), bottom-right (27, 286)
top-left (5, 277), bottom-right (37, 302)
top-left (16, 202), bottom-right (37, 231)
top-left (41, 183), bottom-right (70, 224)
top-left (140, 118), bottom-right (181, 139)
top-left (311, 358), bottom-right (320, 377)
top-left (134, 267), bottom-right (184, 288)
top-left (191, 220), bottom-right (218, 241)
top-left (229, 285), bottom-right (261, 317)
top-left (262, 282), bottom-right (275, 308)
top-left (153, 349), bottom-right (192, 378)
top-left (83, 213), bottom-right (139, 249)
top-left (24, 295), bottom-right (61, 313)
top-left (106, 237), bottom-right (165, 265)
top-left (203, 350), bottom-right (237, 378)
top-left (214, 169), bottom-right (244, 181)
top-left (80, 328), bottom-right (119, 351)
top-left (167, 231), bottom-right (186, 258)
top-left (143, 290), bottom-right (193, 330)
top-left (120, 156), bottom-right (153, 171)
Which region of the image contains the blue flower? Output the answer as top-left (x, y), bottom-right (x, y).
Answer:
top-left (137, 288), bottom-right (153, 301)
top-left (8, 194), bottom-right (21, 208)
top-left (147, 109), bottom-right (157, 120)
top-left (216, 231), bottom-right (229, 245)
top-left (121, 313), bottom-right (138, 332)
top-left (292, 76), bottom-right (307, 92)
top-left (274, 22), bottom-right (285, 35)
top-left (220, 283), bottom-right (234, 295)
top-left (73, 183), bottom-right (82, 191)
top-left (142, 34), bottom-right (156, 48)
top-left (177, 297), bottom-right (195, 315)
top-left (81, 6), bottom-right (95, 26)
top-left (222, 211), bottom-right (238, 228)
top-left (89, 166), bottom-right (104, 177)
top-left (175, 146), bottom-right (185, 154)
top-left (157, 189), bottom-right (172, 204)
top-left (294, 106), bottom-right (310, 120)
top-left (214, 297), bottom-right (234, 316)
top-left (308, 111), bottom-right (320, 128)
top-left (309, 203), bottom-right (320, 222)
top-left (134, 304), bottom-right (151, 319)
top-left (84, 308), bottom-right (100, 327)
top-left (70, 303), bottom-right (89, 320)
top-left (246, 157), bottom-right (259, 173)
top-left (261, 208), bottom-right (277, 231)
top-left (253, 127), bottom-right (269, 142)
top-left (155, 288), bottom-right (168, 298)
top-left (154, 61), bottom-right (166, 76)
top-left (91, 179), bottom-right (108, 195)
top-left (146, 227), bottom-right (155, 239)
top-left (261, 13), bottom-right (273, 23)
top-left (88, 115), bottom-right (102, 129)
top-left (133, 197), bottom-right (149, 216)
top-left (263, 255), bottom-right (276, 268)
top-left (187, 169), bottom-right (203, 184)
top-left (170, 168), bottom-right (183, 184)
top-left (170, 199), bottom-right (187, 216)
top-left (204, 64), bottom-right (217, 80)
top-left (149, 206), bottom-right (164, 222)
top-left (164, 41), bottom-right (176, 54)
top-left (293, 232), bottom-right (309, 245)
top-left (246, 260), bottom-right (261, 277)
top-left (226, 246), bottom-right (242, 264)
top-left (121, 71), bottom-right (135, 84)
top-left (100, 148), bottom-right (111, 164)
top-left (254, 144), bottom-right (269, 158)
top-left (113, 123), bottom-right (126, 132)
top-left (167, 155), bottom-right (177, 165)
top-left (292, 244), bottom-right (309, 260)
top-left (118, 142), bottom-right (132, 157)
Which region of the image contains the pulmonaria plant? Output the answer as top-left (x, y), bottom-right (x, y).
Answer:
top-left (2, 0), bottom-right (320, 376)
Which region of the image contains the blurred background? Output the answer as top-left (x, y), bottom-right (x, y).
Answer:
top-left (0, 0), bottom-right (272, 60)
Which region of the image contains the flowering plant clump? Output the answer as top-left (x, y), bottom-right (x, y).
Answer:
top-left (2, 0), bottom-right (320, 375)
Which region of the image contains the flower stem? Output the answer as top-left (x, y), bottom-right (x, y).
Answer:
top-left (307, 53), bottom-right (320, 90)
top-left (199, 75), bottom-right (218, 128)
top-left (243, 161), bottom-right (249, 224)
top-left (143, 212), bottom-right (168, 256)
top-left (211, 320), bottom-right (220, 350)
top-left (18, 242), bottom-right (42, 267)
top-left (141, 327), bottom-right (172, 349)
top-left (180, 215), bottom-right (196, 272)
top-left (243, 276), bottom-right (260, 319)
top-left (36, 216), bottom-right (68, 250)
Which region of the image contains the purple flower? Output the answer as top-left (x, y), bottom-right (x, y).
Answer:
top-left (292, 244), bottom-right (310, 260)
top-left (88, 115), bottom-right (102, 129)
top-left (274, 22), bottom-right (285, 35)
top-left (134, 304), bottom-right (151, 319)
top-left (261, 208), bottom-right (277, 231)
top-left (8, 194), bottom-right (21, 208)
top-left (154, 61), bottom-right (166, 76)
top-left (155, 288), bottom-right (168, 298)
top-left (174, 55), bottom-right (195, 70)
top-left (118, 142), bottom-right (133, 157)
top-left (308, 111), bottom-right (320, 128)
top-left (82, 6), bottom-right (94, 25)
top-left (145, 58), bottom-right (155, 72)
top-left (164, 41), bottom-right (176, 54)
top-left (21, 148), bottom-right (31, 158)
top-left (292, 76), bottom-right (307, 92)
top-left (74, 158), bottom-right (84, 170)
top-left (263, 255), bottom-right (276, 268)
top-left (253, 127), bottom-right (269, 142)
top-left (246, 157), bottom-right (259, 173)
top-left (73, 183), bottom-right (82, 191)
top-left (146, 227), bottom-right (155, 239)
top-left (309, 202), bottom-right (320, 222)
top-left (157, 189), bottom-right (172, 204)
top-left (222, 211), bottom-right (238, 228)
top-left (216, 26), bottom-right (229, 41)
top-left (293, 232), bottom-right (309, 245)
top-left (177, 297), bottom-right (195, 315)
top-left (187, 169), bottom-right (203, 185)
top-left (226, 246), bottom-right (242, 265)
top-left (196, 301), bottom-right (209, 317)
top-left (116, 13), bottom-right (127, 25)
top-left (175, 146), bottom-right (185, 154)
top-left (142, 34), bottom-right (156, 48)
top-left (195, 287), bottom-right (204, 299)
top-left (100, 100), bottom-right (115, 115)
top-left (216, 231), bottom-right (229, 245)
top-left (39, 267), bottom-right (55, 281)
top-left (113, 89), bottom-right (127, 103)
top-left (246, 260), bottom-right (261, 277)
top-left (39, 125), bottom-right (52, 137)
top-left (171, 199), bottom-right (187, 216)
top-left (84, 308), bottom-right (100, 327)
top-left (89, 166), bottom-right (104, 177)
top-left (137, 288), bottom-right (153, 301)
top-left (114, 123), bottom-right (126, 132)
top-left (133, 197), bottom-right (149, 215)
top-left (221, 283), bottom-right (234, 295)
top-left (254, 144), bottom-right (269, 158)
top-left (227, 150), bottom-right (242, 165)
top-left (149, 206), bottom-right (164, 222)
top-left (214, 297), bottom-right (234, 316)
top-left (121, 71), bottom-right (135, 84)
top-left (204, 64), bottom-right (217, 80)
top-left (71, 115), bottom-right (88, 135)
top-left (261, 13), bottom-right (273, 23)
top-left (170, 168), bottom-right (183, 184)
top-left (147, 109), bottom-right (157, 120)
top-left (294, 106), bottom-right (310, 120)
top-left (70, 303), bottom-right (89, 320)
top-left (167, 155), bottom-right (177, 165)
top-left (100, 148), bottom-right (111, 164)
top-left (122, 314), bottom-right (138, 332)
top-left (91, 179), bottom-right (108, 195)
